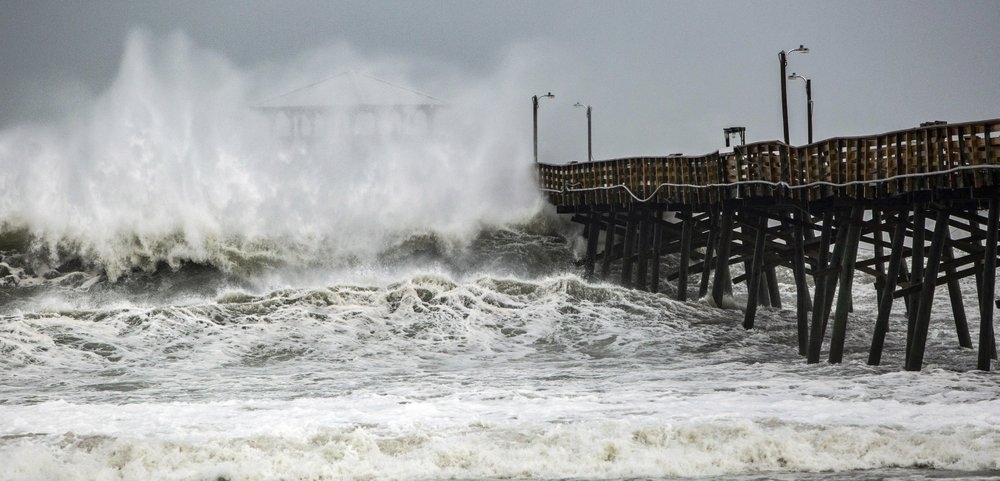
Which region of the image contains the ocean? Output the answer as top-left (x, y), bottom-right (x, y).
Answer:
top-left (1, 31), bottom-right (999, 481)
top-left (2, 222), bottom-right (999, 480)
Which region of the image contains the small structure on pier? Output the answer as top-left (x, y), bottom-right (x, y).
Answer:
top-left (253, 71), bottom-right (446, 141)
top-left (539, 119), bottom-right (1000, 371)
top-left (723, 126), bottom-right (746, 147)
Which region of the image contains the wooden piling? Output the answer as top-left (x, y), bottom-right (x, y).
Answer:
top-left (943, 234), bottom-right (972, 349)
top-left (829, 206), bottom-right (864, 364)
top-left (823, 209), bottom-right (851, 333)
top-left (979, 197), bottom-right (999, 370)
top-left (872, 208), bottom-right (886, 305)
top-left (622, 210), bottom-right (638, 288)
top-left (678, 210), bottom-right (694, 301)
top-left (744, 214), bottom-right (768, 329)
top-left (792, 210), bottom-right (811, 356)
top-left (808, 209), bottom-right (836, 363)
top-left (712, 206), bottom-right (735, 308)
top-left (584, 211), bottom-right (601, 281)
top-left (869, 207), bottom-right (910, 365)
top-left (905, 204), bottom-right (927, 365)
top-left (905, 205), bottom-right (951, 371)
top-left (636, 210), bottom-right (652, 291)
top-left (600, 210), bottom-right (616, 280)
top-left (651, 210), bottom-right (664, 293)
top-left (699, 210), bottom-right (719, 298)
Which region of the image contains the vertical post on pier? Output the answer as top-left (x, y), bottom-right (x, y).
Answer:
top-left (765, 264), bottom-right (782, 309)
top-left (636, 210), bottom-right (651, 291)
top-left (712, 206), bottom-right (735, 308)
top-left (600, 209), bottom-right (616, 280)
top-left (868, 207), bottom-right (910, 366)
top-left (744, 213), bottom-right (768, 329)
top-left (808, 208), bottom-right (836, 363)
top-left (651, 209), bottom-right (664, 293)
top-left (872, 208), bottom-right (886, 304)
top-left (943, 235), bottom-right (972, 349)
top-left (792, 209), bottom-right (811, 355)
top-left (699, 210), bottom-right (719, 298)
top-left (829, 206), bottom-right (864, 364)
top-left (823, 209), bottom-right (850, 332)
top-left (978, 197), bottom-right (999, 371)
top-left (905, 204), bottom-right (927, 365)
top-left (584, 211), bottom-right (601, 281)
top-left (869, 207), bottom-right (910, 365)
top-left (905, 205), bottom-right (951, 371)
top-left (622, 210), bottom-right (638, 288)
top-left (969, 206), bottom-right (985, 314)
top-left (678, 210), bottom-right (694, 301)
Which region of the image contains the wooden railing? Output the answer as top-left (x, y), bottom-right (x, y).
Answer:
top-left (539, 119), bottom-right (1000, 207)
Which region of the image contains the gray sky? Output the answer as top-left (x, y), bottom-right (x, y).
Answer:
top-left (2, 0), bottom-right (999, 159)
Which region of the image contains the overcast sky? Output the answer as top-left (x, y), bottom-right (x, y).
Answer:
top-left (2, 0), bottom-right (999, 159)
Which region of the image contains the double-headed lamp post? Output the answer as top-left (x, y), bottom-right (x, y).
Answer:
top-left (573, 102), bottom-right (593, 161)
top-left (779, 45), bottom-right (809, 144)
top-left (533, 92), bottom-right (554, 163)
top-left (788, 73), bottom-right (813, 144)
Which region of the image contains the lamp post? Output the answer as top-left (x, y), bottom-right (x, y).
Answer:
top-left (533, 92), bottom-right (554, 163)
top-left (573, 102), bottom-right (592, 161)
top-left (779, 45), bottom-right (809, 144)
top-left (788, 73), bottom-right (813, 144)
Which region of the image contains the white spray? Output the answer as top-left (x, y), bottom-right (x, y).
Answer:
top-left (0, 30), bottom-right (547, 279)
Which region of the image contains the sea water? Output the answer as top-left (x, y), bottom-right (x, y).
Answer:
top-left (1, 31), bottom-right (999, 481)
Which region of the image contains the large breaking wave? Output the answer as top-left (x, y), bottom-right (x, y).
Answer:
top-left (0, 29), bottom-right (547, 281)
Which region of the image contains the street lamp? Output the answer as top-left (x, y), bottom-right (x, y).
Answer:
top-left (533, 92), bottom-right (554, 163)
top-left (779, 45), bottom-right (809, 144)
top-left (573, 102), bottom-right (593, 161)
top-left (788, 73), bottom-right (813, 144)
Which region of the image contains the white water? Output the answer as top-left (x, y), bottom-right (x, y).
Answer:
top-left (2, 273), bottom-right (1000, 480)
top-left (0, 29), bottom-right (543, 279)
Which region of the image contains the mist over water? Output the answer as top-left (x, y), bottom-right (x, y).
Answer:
top-left (0, 30), bottom-right (545, 280)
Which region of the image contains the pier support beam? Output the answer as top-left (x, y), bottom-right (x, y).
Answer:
top-left (808, 209), bottom-right (836, 363)
top-left (979, 198), bottom-right (999, 371)
top-left (791, 210), bottom-right (811, 355)
top-left (943, 235), bottom-right (972, 349)
top-left (636, 210), bottom-right (651, 291)
top-left (622, 210), bottom-right (638, 288)
top-left (677, 210), bottom-right (693, 301)
top-left (601, 209), bottom-right (616, 280)
top-left (584, 211), bottom-right (601, 281)
top-left (905, 205), bottom-right (951, 371)
top-left (869, 207), bottom-right (909, 366)
top-left (712, 206), bottom-right (735, 308)
top-left (699, 210), bottom-right (719, 298)
top-left (829, 206), bottom-right (863, 364)
top-left (744, 213), bottom-right (768, 329)
top-left (905, 205), bottom-right (927, 366)
top-left (765, 265), bottom-right (782, 309)
top-left (651, 210), bottom-right (664, 293)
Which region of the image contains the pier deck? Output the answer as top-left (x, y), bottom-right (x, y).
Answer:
top-left (538, 119), bottom-right (1000, 371)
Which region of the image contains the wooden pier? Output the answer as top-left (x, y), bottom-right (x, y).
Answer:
top-left (538, 119), bottom-right (1000, 371)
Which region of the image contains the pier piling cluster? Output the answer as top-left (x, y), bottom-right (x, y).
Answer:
top-left (539, 119), bottom-right (1000, 370)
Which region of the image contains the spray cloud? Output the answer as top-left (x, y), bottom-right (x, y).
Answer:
top-left (0, 29), bottom-right (547, 279)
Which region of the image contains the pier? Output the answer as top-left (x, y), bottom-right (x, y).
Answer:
top-left (538, 119), bottom-right (1000, 371)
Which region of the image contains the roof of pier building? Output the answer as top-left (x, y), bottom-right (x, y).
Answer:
top-left (253, 71), bottom-right (446, 115)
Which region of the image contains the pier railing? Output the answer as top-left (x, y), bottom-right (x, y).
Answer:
top-left (539, 119), bottom-right (1000, 207)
